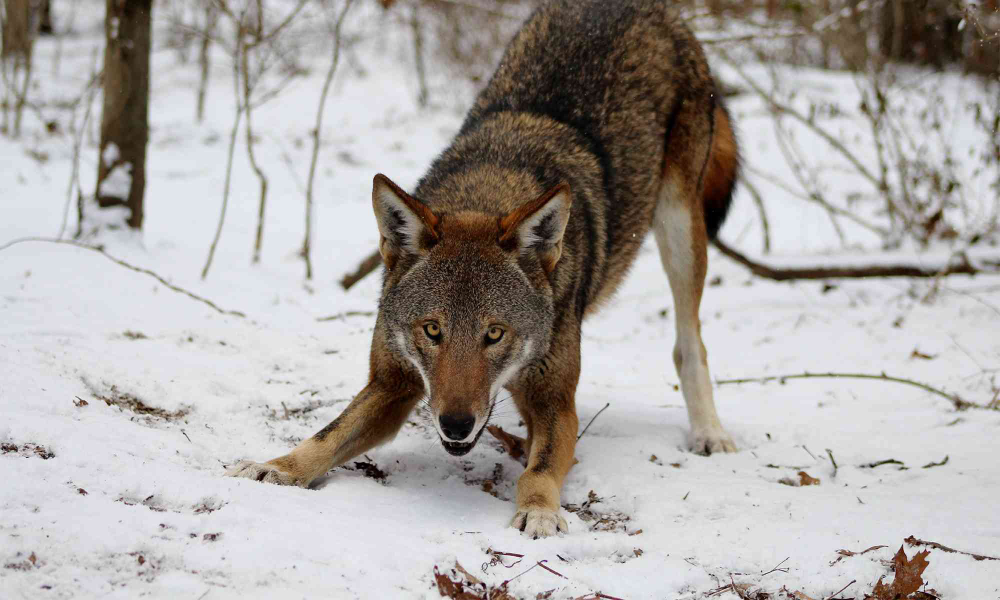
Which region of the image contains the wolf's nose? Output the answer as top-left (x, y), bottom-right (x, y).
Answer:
top-left (439, 413), bottom-right (475, 441)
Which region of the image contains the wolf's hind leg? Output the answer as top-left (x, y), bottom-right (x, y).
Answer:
top-left (652, 104), bottom-right (736, 455)
top-left (227, 373), bottom-right (422, 488)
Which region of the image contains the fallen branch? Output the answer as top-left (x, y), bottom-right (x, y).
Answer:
top-left (713, 371), bottom-right (988, 411)
top-left (862, 458), bottom-right (906, 469)
top-left (0, 237), bottom-right (246, 318)
top-left (339, 249), bottom-right (382, 290)
top-left (713, 239), bottom-right (995, 281)
top-left (315, 310), bottom-right (374, 322)
top-left (904, 535), bottom-right (999, 562)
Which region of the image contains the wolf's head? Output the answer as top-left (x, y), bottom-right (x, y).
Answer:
top-left (371, 173), bottom-right (572, 456)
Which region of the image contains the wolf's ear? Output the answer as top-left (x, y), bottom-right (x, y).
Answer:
top-left (498, 183), bottom-right (572, 273)
top-left (372, 173), bottom-right (440, 269)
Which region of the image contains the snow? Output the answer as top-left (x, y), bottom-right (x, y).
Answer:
top-left (97, 161), bottom-right (133, 200)
top-left (2, 4), bottom-right (999, 599)
top-left (102, 142), bottom-right (120, 167)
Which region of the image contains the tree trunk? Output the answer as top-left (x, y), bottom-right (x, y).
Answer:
top-left (2, 0), bottom-right (34, 137)
top-left (39, 0), bottom-right (54, 35)
top-left (879, 0), bottom-right (964, 69)
top-left (1, 0), bottom-right (31, 59)
top-left (95, 0), bottom-right (151, 230)
top-left (195, 2), bottom-right (216, 122)
top-left (964, 0), bottom-right (999, 77)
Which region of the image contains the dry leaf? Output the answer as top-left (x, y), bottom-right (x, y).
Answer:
top-left (778, 471), bottom-right (821, 487)
top-left (434, 563), bottom-right (516, 600)
top-left (798, 471), bottom-right (820, 486)
top-left (486, 425), bottom-right (527, 465)
top-left (453, 562), bottom-right (481, 586)
top-left (866, 546), bottom-right (930, 600)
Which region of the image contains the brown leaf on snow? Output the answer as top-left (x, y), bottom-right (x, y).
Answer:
top-left (778, 471), bottom-right (820, 487)
top-left (866, 546), bottom-right (930, 600)
top-left (797, 471), bottom-right (820, 486)
top-left (434, 562), bottom-right (516, 600)
top-left (486, 425), bottom-right (527, 465)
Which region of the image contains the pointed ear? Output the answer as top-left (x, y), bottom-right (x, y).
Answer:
top-left (372, 173), bottom-right (440, 269)
top-left (498, 183), bottom-right (572, 273)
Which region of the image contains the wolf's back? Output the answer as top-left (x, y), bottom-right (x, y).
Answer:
top-left (414, 0), bottom-right (739, 312)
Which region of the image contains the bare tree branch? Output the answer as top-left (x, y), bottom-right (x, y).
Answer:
top-left (303, 0), bottom-right (354, 280)
top-left (202, 17), bottom-right (246, 280)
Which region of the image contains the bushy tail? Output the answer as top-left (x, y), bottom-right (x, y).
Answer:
top-left (702, 99), bottom-right (740, 240)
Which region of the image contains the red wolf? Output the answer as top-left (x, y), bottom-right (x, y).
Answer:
top-left (227, 0), bottom-right (740, 538)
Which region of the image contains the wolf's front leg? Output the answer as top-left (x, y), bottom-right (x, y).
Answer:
top-left (510, 402), bottom-right (579, 538)
top-left (227, 372), bottom-right (422, 488)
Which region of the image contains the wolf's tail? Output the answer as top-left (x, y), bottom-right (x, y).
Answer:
top-left (702, 98), bottom-right (740, 240)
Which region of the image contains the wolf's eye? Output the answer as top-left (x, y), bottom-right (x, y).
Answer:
top-left (485, 326), bottom-right (505, 345)
top-left (423, 322), bottom-right (441, 341)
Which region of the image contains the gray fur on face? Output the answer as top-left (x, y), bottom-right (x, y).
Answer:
top-left (380, 247), bottom-right (554, 382)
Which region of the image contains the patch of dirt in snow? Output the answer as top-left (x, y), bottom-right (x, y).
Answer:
top-left (1, 442), bottom-right (55, 459)
top-left (82, 377), bottom-right (189, 421)
top-left (563, 490), bottom-right (633, 534)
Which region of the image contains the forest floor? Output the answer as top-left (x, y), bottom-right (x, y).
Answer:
top-left (2, 4), bottom-right (999, 599)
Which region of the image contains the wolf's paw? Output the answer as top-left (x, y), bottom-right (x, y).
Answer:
top-left (511, 508), bottom-right (568, 539)
top-left (688, 428), bottom-right (737, 455)
top-left (225, 460), bottom-right (304, 487)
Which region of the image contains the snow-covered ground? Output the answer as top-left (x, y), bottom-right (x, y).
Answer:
top-left (2, 5), bottom-right (999, 599)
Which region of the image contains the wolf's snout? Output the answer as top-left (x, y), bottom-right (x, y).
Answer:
top-left (439, 413), bottom-right (475, 441)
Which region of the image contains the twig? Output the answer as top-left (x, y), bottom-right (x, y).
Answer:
top-left (740, 177), bottom-right (771, 254)
top-left (59, 56), bottom-right (102, 240)
top-left (303, 0), bottom-right (354, 280)
top-left (340, 249), bottom-right (382, 290)
top-left (862, 458), bottom-right (905, 469)
top-left (243, 42), bottom-right (269, 265)
top-left (744, 164), bottom-right (887, 237)
top-left (904, 535), bottom-right (999, 561)
top-left (713, 370), bottom-right (978, 411)
top-left (535, 560), bottom-right (566, 579)
top-left (825, 579), bottom-right (855, 600)
top-left (714, 46), bottom-right (884, 190)
top-left (826, 448), bottom-right (838, 479)
top-left (761, 557), bottom-right (790, 577)
top-left (500, 561), bottom-right (540, 587)
top-left (0, 237), bottom-right (246, 317)
top-left (577, 402), bottom-right (610, 441)
top-left (315, 310), bottom-right (374, 322)
top-left (201, 27), bottom-right (245, 280)
top-left (422, 0), bottom-right (521, 20)
top-left (922, 456), bottom-right (949, 469)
